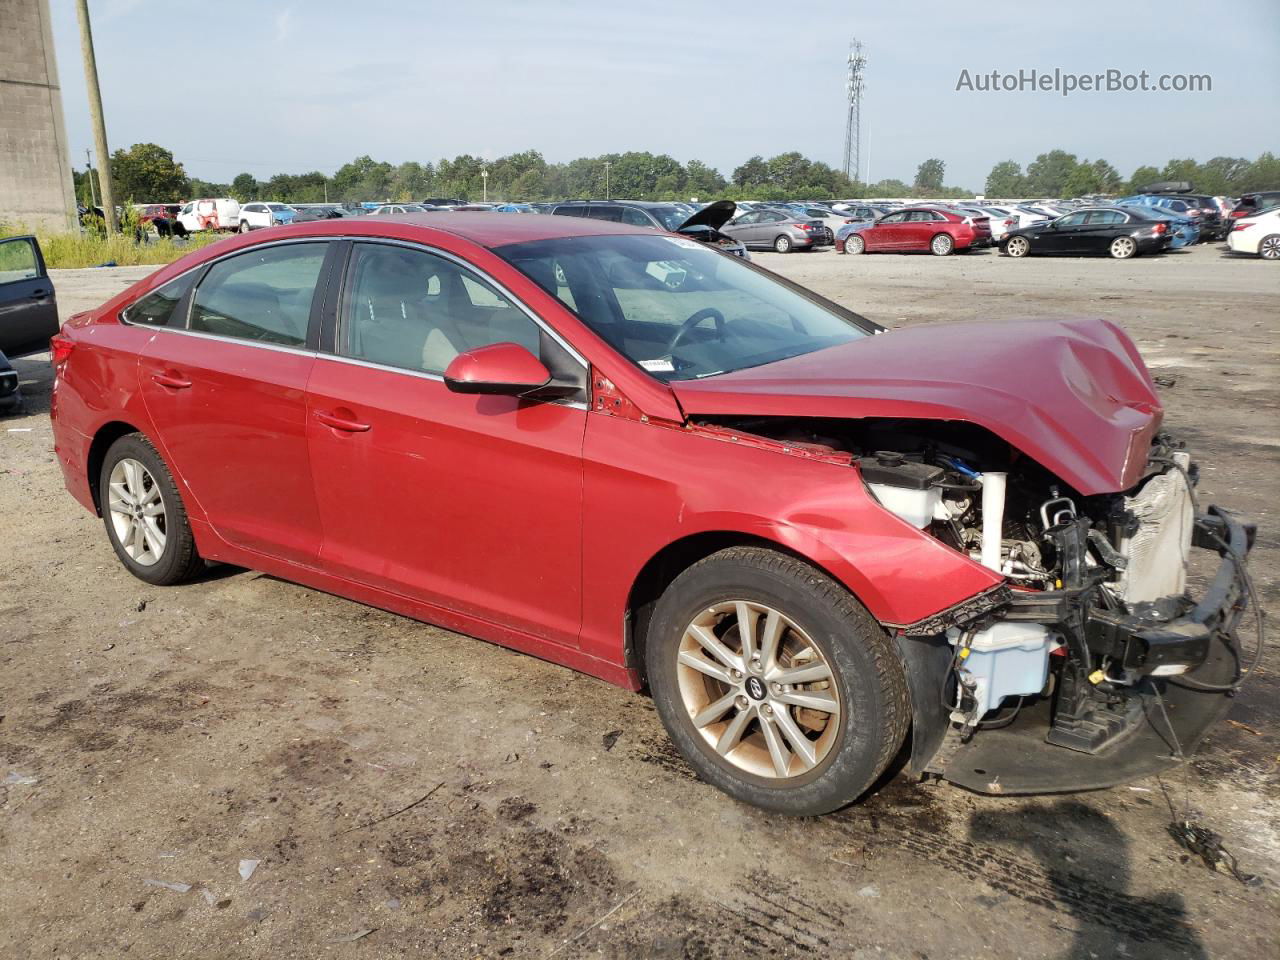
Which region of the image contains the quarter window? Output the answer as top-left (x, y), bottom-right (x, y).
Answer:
top-left (123, 273), bottom-right (196, 326)
top-left (342, 243), bottom-right (540, 375)
top-left (190, 243), bottom-right (328, 346)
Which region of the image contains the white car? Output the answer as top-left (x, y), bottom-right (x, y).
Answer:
top-left (1226, 207), bottom-right (1280, 260)
top-left (176, 197), bottom-right (241, 233)
top-left (961, 206), bottom-right (1018, 240)
top-left (238, 202), bottom-right (297, 232)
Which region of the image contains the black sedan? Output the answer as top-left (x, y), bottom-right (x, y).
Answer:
top-left (1000, 207), bottom-right (1172, 259)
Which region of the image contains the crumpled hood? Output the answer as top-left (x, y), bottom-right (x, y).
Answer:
top-left (672, 317), bottom-right (1163, 495)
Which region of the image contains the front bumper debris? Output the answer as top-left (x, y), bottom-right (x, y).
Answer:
top-left (902, 506), bottom-right (1257, 795)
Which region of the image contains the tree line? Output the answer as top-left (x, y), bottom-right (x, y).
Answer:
top-left (74, 142), bottom-right (1278, 206)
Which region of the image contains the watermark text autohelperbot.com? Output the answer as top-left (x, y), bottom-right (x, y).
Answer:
top-left (956, 68), bottom-right (1211, 96)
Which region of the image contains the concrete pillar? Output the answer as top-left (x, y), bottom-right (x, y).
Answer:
top-left (0, 0), bottom-right (79, 232)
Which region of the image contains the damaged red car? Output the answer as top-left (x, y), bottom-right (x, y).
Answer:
top-left (49, 214), bottom-right (1256, 815)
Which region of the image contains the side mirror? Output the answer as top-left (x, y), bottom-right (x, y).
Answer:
top-left (443, 342), bottom-right (552, 396)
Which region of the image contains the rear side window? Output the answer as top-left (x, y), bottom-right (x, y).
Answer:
top-left (123, 273), bottom-right (196, 326)
top-left (190, 243), bottom-right (328, 347)
top-left (587, 206), bottom-right (625, 222)
top-left (619, 207), bottom-right (654, 227)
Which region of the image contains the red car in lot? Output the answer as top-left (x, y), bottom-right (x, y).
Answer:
top-left (840, 206), bottom-right (990, 255)
top-left (49, 214), bottom-right (1254, 815)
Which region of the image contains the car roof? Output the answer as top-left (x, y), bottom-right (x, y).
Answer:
top-left (276, 211), bottom-right (659, 248)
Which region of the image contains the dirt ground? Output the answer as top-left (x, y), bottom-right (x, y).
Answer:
top-left (1, 242), bottom-right (1277, 959)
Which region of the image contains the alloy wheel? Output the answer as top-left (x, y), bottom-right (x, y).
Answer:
top-left (675, 600), bottom-right (841, 779)
top-left (844, 235), bottom-right (864, 255)
top-left (931, 234), bottom-right (953, 256)
top-left (1110, 236), bottom-right (1137, 259)
top-left (1006, 236), bottom-right (1029, 258)
top-left (107, 458), bottom-right (167, 566)
top-left (1260, 235), bottom-right (1280, 260)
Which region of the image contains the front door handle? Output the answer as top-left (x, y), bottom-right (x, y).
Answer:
top-left (30, 289), bottom-right (50, 299)
top-left (151, 371), bottom-right (192, 389)
top-left (314, 409), bottom-right (371, 433)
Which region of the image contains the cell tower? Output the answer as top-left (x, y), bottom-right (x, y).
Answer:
top-left (843, 41), bottom-right (868, 183)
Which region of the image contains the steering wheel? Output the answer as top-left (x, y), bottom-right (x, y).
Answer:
top-left (669, 307), bottom-right (727, 352)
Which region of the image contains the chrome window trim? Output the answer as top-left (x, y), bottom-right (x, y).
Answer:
top-left (138, 324), bottom-right (319, 358)
top-left (315, 353), bottom-right (589, 411)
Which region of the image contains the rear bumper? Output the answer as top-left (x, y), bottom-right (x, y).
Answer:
top-left (908, 507), bottom-right (1256, 795)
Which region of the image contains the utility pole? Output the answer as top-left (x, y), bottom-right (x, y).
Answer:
top-left (604, 161), bottom-right (611, 200)
top-left (481, 167), bottom-right (488, 203)
top-left (75, 0), bottom-right (117, 233)
top-left (84, 148), bottom-right (98, 208)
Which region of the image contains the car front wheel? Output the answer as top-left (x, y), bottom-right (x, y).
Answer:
top-left (1005, 236), bottom-right (1030, 258)
top-left (100, 433), bottom-right (204, 586)
top-left (843, 235), bottom-right (865, 255)
top-left (644, 547), bottom-right (909, 815)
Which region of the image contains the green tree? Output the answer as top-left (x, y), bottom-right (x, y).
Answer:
top-left (189, 178), bottom-right (231, 197)
top-left (231, 173), bottom-right (258, 202)
top-left (1126, 165), bottom-right (1161, 193)
top-left (684, 159), bottom-right (726, 198)
top-left (1240, 152), bottom-right (1280, 192)
top-left (914, 158), bottom-right (946, 192)
top-left (732, 156), bottom-right (769, 187)
top-left (331, 155), bottom-right (394, 201)
top-left (984, 160), bottom-right (1026, 196)
top-left (866, 178), bottom-right (911, 197)
top-left (1197, 157), bottom-right (1250, 195)
top-left (110, 143), bottom-right (190, 201)
top-left (1024, 150), bottom-right (1079, 196)
top-left (1062, 162), bottom-right (1102, 197)
top-left (1090, 159), bottom-right (1123, 194)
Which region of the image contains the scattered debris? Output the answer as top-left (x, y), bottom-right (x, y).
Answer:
top-left (157, 851), bottom-right (179, 859)
top-left (246, 908), bottom-right (268, 923)
top-left (102, 643), bottom-right (115, 652)
top-left (143, 878), bottom-right (191, 893)
top-left (1225, 718), bottom-right (1263, 736)
top-left (338, 781), bottom-right (445, 835)
top-left (4, 772), bottom-right (38, 786)
top-left (383, 898), bottom-right (401, 911)
top-left (544, 890), bottom-right (640, 958)
top-left (1168, 820), bottom-right (1262, 886)
top-left (601, 730), bottom-right (623, 751)
top-left (1127, 786), bottom-right (1152, 793)
top-left (199, 888), bottom-right (218, 906)
top-left (538, 761), bottom-right (554, 770)
top-left (1152, 375), bottom-right (1178, 388)
top-left (857, 885), bottom-right (881, 898)
top-left (6, 428), bottom-right (32, 433)
top-left (328, 929), bottom-right (375, 943)
top-left (136, 599), bottom-right (148, 612)
top-left (238, 859), bottom-right (260, 881)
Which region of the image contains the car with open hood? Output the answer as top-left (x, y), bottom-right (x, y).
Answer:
top-left (49, 213), bottom-right (1256, 816)
top-left (551, 200), bottom-right (747, 258)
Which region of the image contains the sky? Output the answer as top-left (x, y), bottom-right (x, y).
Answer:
top-left (47, 0), bottom-right (1280, 190)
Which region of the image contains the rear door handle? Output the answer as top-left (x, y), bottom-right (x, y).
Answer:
top-left (151, 371), bottom-right (192, 389)
top-left (314, 410), bottom-right (371, 433)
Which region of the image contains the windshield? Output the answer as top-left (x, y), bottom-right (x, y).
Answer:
top-left (647, 205), bottom-right (689, 231)
top-left (494, 234), bottom-right (870, 382)
top-left (267, 204), bottom-right (291, 212)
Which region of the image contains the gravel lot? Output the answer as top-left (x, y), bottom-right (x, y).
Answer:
top-left (1, 243), bottom-right (1277, 959)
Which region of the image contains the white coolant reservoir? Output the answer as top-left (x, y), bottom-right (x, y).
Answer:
top-left (860, 452), bottom-right (943, 529)
top-left (947, 622), bottom-right (1058, 718)
top-left (979, 471), bottom-right (1006, 572)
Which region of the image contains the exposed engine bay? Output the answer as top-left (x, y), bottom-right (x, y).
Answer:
top-left (696, 415), bottom-right (1257, 791)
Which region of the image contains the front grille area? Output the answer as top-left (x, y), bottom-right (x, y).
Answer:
top-left (1117, 453), bottom-right (1194, 604)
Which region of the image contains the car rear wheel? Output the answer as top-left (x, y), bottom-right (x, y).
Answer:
top-left (100, 433), bottom-right (204, 586)
top-left (644, 547), bottom-right (909, 815)
top-left (1109, 236), bottom-right (1138, 259)
top-left (1259, 234), bottom-right (1280, 260)
top-left (930, 233), bottom-right (954, 256)
top-left (843, 235), bottom-right (865, 255)
top-left (1005, 236), bottom-right (1030, 258)
top-left (773, 235), bottom-right (793, 253)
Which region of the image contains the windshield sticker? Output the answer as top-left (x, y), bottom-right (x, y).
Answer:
top-left (663, 237), bottom-right (701, 249)
top-left (639, 357), bottom-right (676, 373)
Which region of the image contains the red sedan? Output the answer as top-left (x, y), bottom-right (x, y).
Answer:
top-left (840, 206), bottom-right (990, 255)
top-left (49, 214), bottom-right (1253, 814)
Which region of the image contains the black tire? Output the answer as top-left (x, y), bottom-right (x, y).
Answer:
top-left (773, 234), bottom-right (793, 253)
top-left (99, 433), bottom-right (204, 586)
top-left (644, 547), bottom-right (909, 815)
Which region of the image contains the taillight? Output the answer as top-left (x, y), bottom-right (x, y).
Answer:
top-left (1004, 218), bottom-right (1015, 228)
top-left (1232, 221), bottom-right (1254, 231)
top-left (1152, 222), bottom-right (1167, 235)
top-left (50, 332), bottom-right (74, 370)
